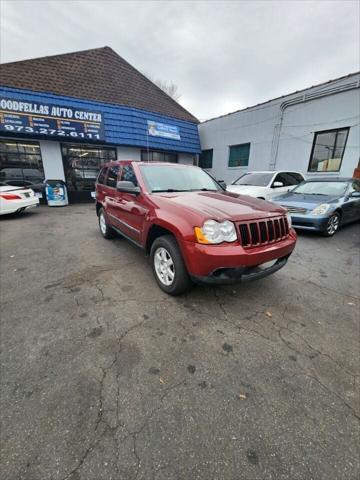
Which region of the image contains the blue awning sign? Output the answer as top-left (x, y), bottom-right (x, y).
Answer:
top-left (147, 120), bottom-right (181, 140)
top-left (0, 97), bottom-right (104, 141)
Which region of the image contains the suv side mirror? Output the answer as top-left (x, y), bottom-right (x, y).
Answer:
top-left (273, 181), bottom-right (284, 188)
top-left (116, 180), bottom-right (140, 195)
top-left (350, 191), bottom-right (360, 198)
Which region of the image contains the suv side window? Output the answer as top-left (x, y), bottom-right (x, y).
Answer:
top-left (106, 165), bottom-right (120, 188)
top-left (273, 173), bottom-right (290, 187)
top-left (97, 167), bottom-right (108, 184)
top-left (119, 164), bottom-right (138, 186)
top-left (287, 172), bottom-right (304, 184)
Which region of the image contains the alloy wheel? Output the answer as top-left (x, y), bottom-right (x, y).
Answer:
top-left (154, 247), bottom-right (175, 286)
top-left (99, 212), bottom-right (107, 235)
top-left (327, 214), bottom-right (339, 235)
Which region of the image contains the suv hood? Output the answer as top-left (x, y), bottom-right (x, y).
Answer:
top-left (226, 185), bottom-right (268, 197)
top-left (152, 190), bottom-right (285, 222)
top-left (273, 192), bottom-right (341, 210)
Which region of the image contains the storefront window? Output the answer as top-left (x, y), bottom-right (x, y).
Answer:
top-left (61, 144), bottom-right (117, 194)
top-left (141, 150), bottom-right (178, 163)
top-left (0, 139), bottom-right (44, 187)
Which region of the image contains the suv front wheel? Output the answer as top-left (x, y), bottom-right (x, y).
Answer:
top-left (98, 208), bottom-right (116, 239)
top-left (150, 235), bottom-right (192, 295)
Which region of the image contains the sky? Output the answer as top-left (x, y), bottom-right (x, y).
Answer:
top-left (0, 0), bottom-right (359, 121)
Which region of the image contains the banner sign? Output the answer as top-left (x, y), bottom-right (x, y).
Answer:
top-left (0, 97), bottom-right (104, 141)
top-left (147, 120), bottom-right (181, 140)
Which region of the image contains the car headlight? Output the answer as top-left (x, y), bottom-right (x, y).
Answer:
top-left (311, 203), bottom-right (330, 216)
top-left (286, 213), bottom-right (292, 229)
top-left (194, 220), bottom-right (237, 244)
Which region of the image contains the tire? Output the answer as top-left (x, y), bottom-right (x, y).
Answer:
top-left (322, 212), bottom-right (340, 237)
top-left (150, 235), bottom-right (192, 295)
top-left (98, 208), bottom-right (116, 239)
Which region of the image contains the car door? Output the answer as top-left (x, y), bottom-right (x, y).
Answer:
top-left (267, 173), bottom-right (290, 199)
top-left (108, 164), bottom-right (148, 244)
top-left (268, 172), bottom-right (304, 200)
top-left (342, 180), bottom-right (360, 223)
top-left (102, 164), bottom-right (120, 227)
top-left (95, 166), bottom-right (108, 203)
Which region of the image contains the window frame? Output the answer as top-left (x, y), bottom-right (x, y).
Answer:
top-left (308, 127), bottom-right (350, 173)
top-left (228, 143), bottom-right (251, 168)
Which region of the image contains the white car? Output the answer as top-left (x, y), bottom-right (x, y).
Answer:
top-left (0, 185), bottom-right (39, 215)
top-left (226, 171), bottom-right (305, 200)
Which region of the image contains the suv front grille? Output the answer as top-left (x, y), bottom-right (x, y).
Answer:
top-left (282, 205), bottom-right (307, 214)
top-left (237, 216), bottom-right (289, 248)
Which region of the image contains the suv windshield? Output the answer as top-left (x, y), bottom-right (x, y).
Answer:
top-left (233, 172), bottom-right (273, 186)
top-left (292, 181), bottom-right (348, 196)
top-left (140, 165), bottom-right (221, 193)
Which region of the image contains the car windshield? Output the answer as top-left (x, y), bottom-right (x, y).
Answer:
top-left (292, 181), bottom-right (348, 196)
top-left (233, 172), bottom-right (273, 186)
top-left (139, 165), bottom-right (221, 193)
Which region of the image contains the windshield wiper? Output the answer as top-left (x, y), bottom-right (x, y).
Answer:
top-left (151, 188), bottom-right (190, 193)
top-left (191, 188), bottom-right (218, 192)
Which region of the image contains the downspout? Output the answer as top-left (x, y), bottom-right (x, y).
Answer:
top-left (269, 78), bottom-right (360, 170)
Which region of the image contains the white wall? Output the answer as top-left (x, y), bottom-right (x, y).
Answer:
top-left (276, 90), bottom-right (360, 178)
top-left (199, 74), bottom-right (360, 183)
top-left (39, 140), bottom-right (65, 180)
top-left (116, 146), bottom-right (141, 161)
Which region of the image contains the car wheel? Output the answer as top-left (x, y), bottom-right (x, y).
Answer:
top-left (322, 213), bottom-right (340, 237)
top-left (98, 208), bottom-right (116, 239)
top-left (150, 235), bottom-right (192, 295)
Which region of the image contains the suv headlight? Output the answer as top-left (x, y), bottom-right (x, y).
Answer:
top-left (311, 203), bottom-right (330, 216)
top-left (195, 220), bottom-right (237, 244)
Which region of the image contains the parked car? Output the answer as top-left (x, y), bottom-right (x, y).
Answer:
top-left (95, 161), bottom-right (297, 295)
top-left (0, 184), bottom-right (39, 215)
top-left (0, 168), bottom-right (46, 201)
top-left (272, 178), bottom-right (360, 236)
top-left (226, 171), bottom-right (305, 200)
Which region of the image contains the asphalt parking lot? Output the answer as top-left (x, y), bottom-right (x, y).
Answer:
top-left (1, 204), bottom-right (359, 480)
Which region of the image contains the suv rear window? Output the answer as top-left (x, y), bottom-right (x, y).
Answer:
top-left (97, 167), bottom-right (108, 185)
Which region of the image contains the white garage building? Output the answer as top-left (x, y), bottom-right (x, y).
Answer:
top-left (198, 72), bottom-right (360, 184)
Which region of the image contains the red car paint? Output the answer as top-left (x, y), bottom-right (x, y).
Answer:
top-left (95, 161), bottom-right (297, 283)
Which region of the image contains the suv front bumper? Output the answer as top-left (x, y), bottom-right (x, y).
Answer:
top-left (190, 255), bottom-right (290, 285)
top-left (181, 230), bottom-right (296, 285)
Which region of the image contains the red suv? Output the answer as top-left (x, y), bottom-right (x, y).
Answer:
top-left (95, 161), bottom-right (297, 295)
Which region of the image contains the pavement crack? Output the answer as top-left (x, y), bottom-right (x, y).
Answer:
top-left (278, 306), bottom-right (358, 380)
top-left (295, 372), bottom-right (360, 421)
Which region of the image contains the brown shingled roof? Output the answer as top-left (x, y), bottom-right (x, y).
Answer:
top-left (0, 46), bottom-right (198, 123)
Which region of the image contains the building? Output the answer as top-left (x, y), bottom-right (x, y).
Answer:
top-left (198, 73), bottom-right (360, 183)
top-left (0, 47), bottom-right (201, 201)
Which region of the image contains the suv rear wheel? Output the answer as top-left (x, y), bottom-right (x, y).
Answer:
top-left (150, 235), bottom-right (192, 295)
top-left (98, 208), bottom-right (116, 239)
